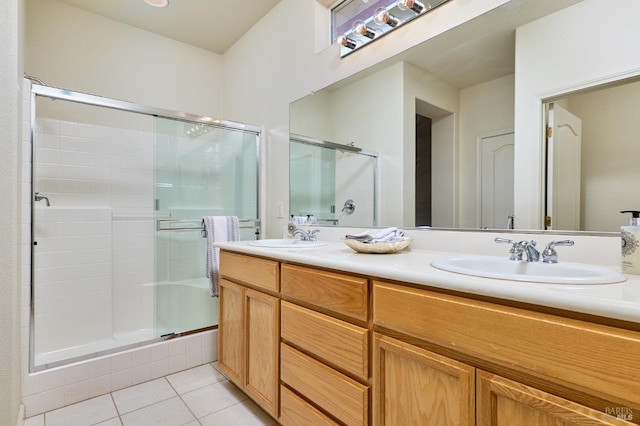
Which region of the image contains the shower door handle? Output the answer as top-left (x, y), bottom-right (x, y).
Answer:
top-left (34, 192), bottom-right (51, 207)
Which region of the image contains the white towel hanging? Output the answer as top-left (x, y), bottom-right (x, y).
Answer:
top-left (202, 216), bottom-right (239, 297)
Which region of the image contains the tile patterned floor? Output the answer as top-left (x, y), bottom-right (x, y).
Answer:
top-left (24, 362), bottom-right (277, 426)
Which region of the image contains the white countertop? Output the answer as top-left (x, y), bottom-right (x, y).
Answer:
top-left (215, 239), bottom-right (640, 324)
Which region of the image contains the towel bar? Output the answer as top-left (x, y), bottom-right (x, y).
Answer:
top-left (156, 219), bottom-right (260, 232)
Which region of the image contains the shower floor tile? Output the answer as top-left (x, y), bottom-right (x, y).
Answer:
top-left (24, 363), bottom-right (277, 426)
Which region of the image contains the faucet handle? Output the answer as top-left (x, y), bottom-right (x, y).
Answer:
top-left (495, 237), bottom-right (523, 260)
top-left (542, 240), bottom-right (575, 263)
top-left (494, 237), bottom-right (515, 245)
top-left (308, 229), bottom-right (320, 241)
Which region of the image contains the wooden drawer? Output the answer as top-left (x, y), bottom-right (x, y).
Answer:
top-left (281, 264), bottom-right (368, 322)
top-left (373, 281), bottom-right (640, 410)
top-left (219, 251), bottom-right (279, 292)
top-left (281, 301), bottom-right (368, 380)
top-left (280, 385), bottom-right (340, 426)
top-left (281, 343), bottom-right (368, 426)
top-left (476, 370), bottom-right (632, 426)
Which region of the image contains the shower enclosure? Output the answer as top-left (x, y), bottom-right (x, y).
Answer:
top-left (289, 135), bottom-right (378, 226)
top-left (28, 84), bottom-right (261, 371)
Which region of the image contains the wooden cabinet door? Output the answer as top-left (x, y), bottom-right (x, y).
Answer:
top-left (373, 333), bottom-right (475, 426)
top-left (218, 279), bottom-right (244, 387)
top-left (477, 370), bottom-right (634, 426)
top-left (244, 288), bottom-right (280, 418)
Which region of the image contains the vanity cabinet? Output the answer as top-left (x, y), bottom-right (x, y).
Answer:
top-left (279, 264), bottom-right (370, 426)
top-left (217, 249), bottom-right (640, 425)
top-left (373, 280), bottom-right (640, 425)
top-left (373, 333), bottom-right (475, 425)
top-left (218, 252), bottom-right (280, 419)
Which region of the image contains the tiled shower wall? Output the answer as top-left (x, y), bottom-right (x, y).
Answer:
top-left (20, 83), bottom-right (217, 417)
top-left (30, 115), bottom-right (156, 362)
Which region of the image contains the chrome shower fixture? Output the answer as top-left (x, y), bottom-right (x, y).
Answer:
top-left (34, 192), bottom-right (51, 207)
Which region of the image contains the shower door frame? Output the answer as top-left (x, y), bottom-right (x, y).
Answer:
top-left (29, 83), bottom-right (263, 372)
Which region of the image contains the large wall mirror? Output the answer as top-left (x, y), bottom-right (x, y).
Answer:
top-left (289, 0), bottom-right (640, 233)
top-left (543, 76), bottom-right (640, 233)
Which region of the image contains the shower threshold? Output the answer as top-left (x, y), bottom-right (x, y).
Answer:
top-left (34, 328), bottom-right (156, 369)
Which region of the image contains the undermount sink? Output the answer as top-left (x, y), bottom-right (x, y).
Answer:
top-left (248, 239), bottom-right (327, 249)
top-left (431, 255), bottom-right (626, 285)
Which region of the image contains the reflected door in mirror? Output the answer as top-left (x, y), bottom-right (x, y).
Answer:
top-left (480, 132), bottom-right (514, 229)
top-left (546, 103), bottom-right (582, 231)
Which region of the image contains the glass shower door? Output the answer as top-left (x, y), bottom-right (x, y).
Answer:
top-left (154, 118), bottom-right (259, 337)
top-left (30, 94), bottom-right (158, 369)
top-left (29, 83), bottom-right (262, 370)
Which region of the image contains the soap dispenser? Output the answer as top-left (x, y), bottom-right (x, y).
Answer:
top-left (620, 210), bottom-right (640, 275)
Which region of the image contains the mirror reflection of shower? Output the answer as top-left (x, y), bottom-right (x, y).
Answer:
top-left (289, 135), bottom-right (378, 227)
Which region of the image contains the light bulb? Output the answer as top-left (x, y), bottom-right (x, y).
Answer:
top-left (351, 20), bottom-right (377, 39)
top-left (337, 35), bottom-right (357, 50)
top-left (397, 0), bottom-right (426, 14)
top-left (373, 8), bottom-right (400, 27)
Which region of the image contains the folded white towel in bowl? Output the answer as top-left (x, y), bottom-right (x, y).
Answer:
top-left (345, 227), bottom-right (408, 243)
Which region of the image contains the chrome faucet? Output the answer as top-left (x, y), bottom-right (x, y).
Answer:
top-left (496, 238), bottom-right (574, 263)
top-left (292, 228), bottom-right (320, 241)
top-left (288, 221), bottom-right (320, 241)
top-left (495, 238), bottom-right (539, 262)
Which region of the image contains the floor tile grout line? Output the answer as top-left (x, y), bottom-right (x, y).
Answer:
top-left (28, 361), bottom-right (265, 426)
top-left (109, 391), bottom-right (122, 419)
top-left (166, 374), bottom-right (202, 424)
top-left (114, 377), bottom-right (182, 420)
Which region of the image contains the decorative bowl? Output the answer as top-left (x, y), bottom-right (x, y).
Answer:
top-left (342, 238), bottom-right (411, 254)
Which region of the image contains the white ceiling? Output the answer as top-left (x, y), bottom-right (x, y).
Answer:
top-left (57, 0), bottom-right (282, 54)
top-left (54, 0), bottom-right (582, 89)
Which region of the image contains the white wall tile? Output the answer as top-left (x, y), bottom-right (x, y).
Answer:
top-left (64, 380), bottom-right (89, 405)
top-left (88, 375), bottom-right (111, 399)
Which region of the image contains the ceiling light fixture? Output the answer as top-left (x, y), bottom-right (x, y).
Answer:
top-left (373, 8), bottom-right (400, 28)
top-left (337, 35), bottom-right (357, 50)
top-left (143, 0), bottom-right (169, 8)
top-left (351, 20), bottom-right (377, 39)
top-left (397, 0), bottom-right (428, 14)
top-left (337, 0), bottom-right (447, 58)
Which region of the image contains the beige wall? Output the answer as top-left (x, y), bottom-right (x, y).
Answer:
top-left (0, 0), bottom-right (25, 424)
top-left (403, 62), bottom-right (459, 228)
top-left (567, 80), bottom-right (640, 231)
top-left (459, 74), bottom-right (515, 228)
top-left (25, 0), bottom-right (224, 117)
top-left (222, 0), bottom-right (510, 236)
